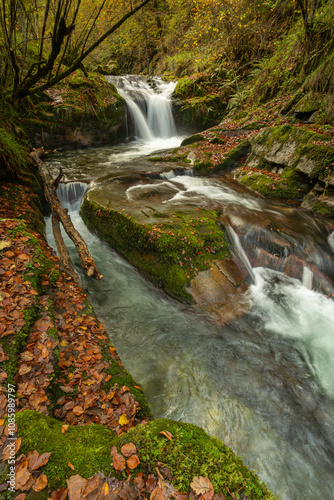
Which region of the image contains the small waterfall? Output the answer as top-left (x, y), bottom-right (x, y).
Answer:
top-left (302, 266), bottom-right (313, 289)
top-left (57, 182), bottom-right (87, 212)
top-left (225, 224), bottom-right (256, 283)
top-left (107, 75), bottom-right (177, 141)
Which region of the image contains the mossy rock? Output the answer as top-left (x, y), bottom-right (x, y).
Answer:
top-left (15, 410), bottom-right (278, 499)
top-left (80, 190), bottom-right (230, 303)
top-left (21, 72), bottom-right (127, 149)
top-left (180, 133), bottom-right (207, 146)
top-left (234, 166), bottom-right (310, 201)
top-left (294, 92), bottom-right (323, 114)
top-left (193, 140), bottom-right (251, 176)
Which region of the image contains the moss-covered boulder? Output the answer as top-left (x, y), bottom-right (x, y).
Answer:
top-left (23, 72), bottom-right (127, 150)
top-left (11, 410), bottom-right (278, 499)
top-left (173, 74), bottom-right (230, 132)
top-left (233, 124), bottom-right (334, 211)
top-left (80, 175), bottom-right (230, 303)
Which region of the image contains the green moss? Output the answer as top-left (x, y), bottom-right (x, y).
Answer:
top-left (237, 167), bottom-right (309, 201)
top-left (16, 411), bottom-right (278, 499)
top-left (0, 128), bottom-right (27, 174)
top-left (180, 133), bottom-right (207, 147)
top-left (16, 410), bottom-right (116, 491)
top-left (0, 306), bottom-right (39, 384)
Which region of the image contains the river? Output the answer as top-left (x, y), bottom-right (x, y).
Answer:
top-left (45, 76), bottom-right (334, 500)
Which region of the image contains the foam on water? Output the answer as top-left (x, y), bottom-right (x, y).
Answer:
top-left (249, 267), bottom-right (334, 398)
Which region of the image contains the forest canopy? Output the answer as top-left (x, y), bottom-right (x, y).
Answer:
top-left (0, 0), bottom-right (152, 98)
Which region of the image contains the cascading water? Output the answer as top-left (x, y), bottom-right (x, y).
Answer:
top-left (45, 89), bottom-right (334, 500)
top-left (56, 182), bottom-right (87, 212)
top-left (106, 75), bottom-right (177, 142)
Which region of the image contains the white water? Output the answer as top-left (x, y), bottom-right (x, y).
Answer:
top-left (56, 182), bottom-right (87, 212)
top-left (107, 75), bottom-right (179, 146)
top-left (250, 267), bottom-right (334, 399)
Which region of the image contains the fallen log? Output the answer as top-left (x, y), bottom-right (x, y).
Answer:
top-left (51, 214), bottom-right (80, 285)
top-left (31, 148), bottom-right (103, 281)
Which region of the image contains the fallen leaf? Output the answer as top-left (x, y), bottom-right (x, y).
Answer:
top-left (30, 451), bottom-right (51, 470)
top-left (19, 364), bottom-right (32, 376)
top-left (0, 239), bottom-right (12, 250)
top-left (61, 425), bottom-right (69, 434)
top-left (134, 472), bottom-right (144, 491)
top-left (32, 474), bottom-right (48, 492)
top-left (73, 406), bottom-right (84, 416)
top-left (60, 385), bottom-right (74, 393)
top-left (66, 475), bottom-right (87, 500)
top-left (118, 414), bottom-right (129, 426)
top-left (159, 431), bottom-right (173, 441)
top-left (127, 455), bottom-right (140, 469)
top-left (120, 443), bottom-right (137, 457)
top-left (68, 462), bottom-right (75, 471)
top-left (20, 352), bottom-right (34, 362)
top-left (15, 467), bottom-right (31, 489)
top-left (82, 474), bottom-right (101, 497)
top-left (110, 445), bottom-right (118, 457)
top-left (102, 482), bottom-right (109, 495)
top-left (13, 494), bottom-right (26, 500)
top-left (190, 476), bottom-right (214, 500)
top-left (113, 454), bottom-right (126, 472)
top-left (27, 451), bottom-right (39, 468)
top-left (150, 486), bottom-right (165, 500)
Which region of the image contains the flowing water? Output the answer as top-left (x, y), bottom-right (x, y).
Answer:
top-left (46, 76), bottom-right (334, 500)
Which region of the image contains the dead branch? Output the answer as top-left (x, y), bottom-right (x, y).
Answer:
top-left (31, 148), bottom-right (103, 281)
top-left (52, 214), bottom-right (80, 285)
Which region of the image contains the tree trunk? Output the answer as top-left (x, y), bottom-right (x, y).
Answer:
top-left (31, 149), bottom-right (103, 281)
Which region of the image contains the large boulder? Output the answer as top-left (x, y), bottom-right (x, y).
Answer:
top-left (233, 125), bottom-right (334, 214)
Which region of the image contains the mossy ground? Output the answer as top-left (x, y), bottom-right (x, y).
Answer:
top-left (14, 410), bottom-right (278, 499)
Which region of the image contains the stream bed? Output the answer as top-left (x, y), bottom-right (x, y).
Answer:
top-left (45, 143), bottom-right (334, 500)
top-left (45, 76), bottom-right (334, 500)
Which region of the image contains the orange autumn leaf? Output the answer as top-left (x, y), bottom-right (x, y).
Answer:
top-left (32, 474), bottom-right (48, 492)
top-left (61, 425), bottom-right (69, 434)
top-left (190, 476), bottom-right (214, 500)
top-left (150, 486), bottom-right (165, 500)
top-left (159, 431), bottom-right (173, 441)
top-left (120, 443), bottom-right (137, 457)
top-left (113, 454), bottom-right (126, 471)
top-left (110, 445), bottom-right (118, 457)
top-left (68, 462), bottom-right (75, 470)
top-left (72, 406), bottom-right (84, 416)
top-left (127, 455), bottom-right (140, 469)
top-left (15, 467), bottom-right (32, 490)
top-left (30, 451), bottom-right (51, 470)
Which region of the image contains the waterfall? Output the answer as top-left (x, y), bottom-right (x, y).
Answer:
top-left (107, 75), bottom-right (177, 141)
top-left (302, 266), bottom-right (313, 289)
top-left (225, 224), bottom-right (256, 283)
top-left (57, 182), bottom-right (87, 212)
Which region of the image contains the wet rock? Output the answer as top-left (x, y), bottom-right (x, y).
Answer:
top-left (188, 259), bottom-right (250, 326)
top-left (283, 254), bottom-right (305, 281)
top-left (233, 125), bottom-right (334, 214)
